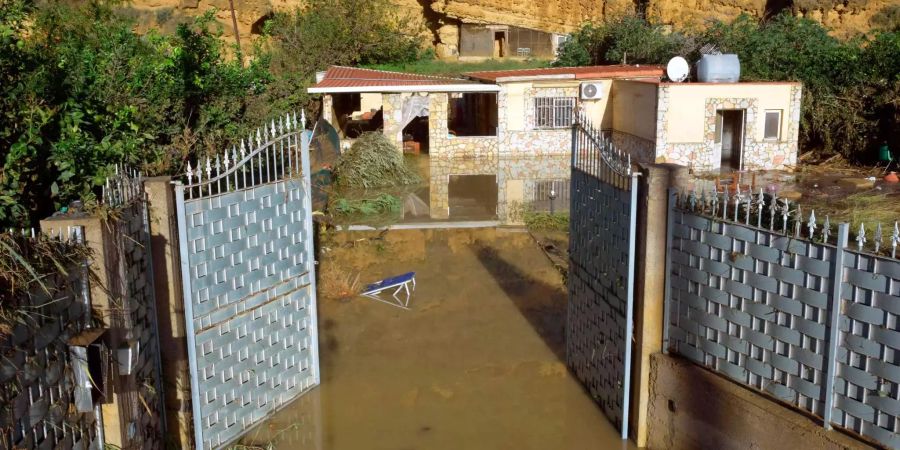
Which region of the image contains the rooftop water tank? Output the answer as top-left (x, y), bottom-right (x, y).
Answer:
top-left (697, 54), bottom-right (740, 83)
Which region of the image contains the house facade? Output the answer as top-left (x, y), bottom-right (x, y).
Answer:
top-left (309, 65), bottom-right (802, 222)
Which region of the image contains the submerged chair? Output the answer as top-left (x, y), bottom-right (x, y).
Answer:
top-left (361, 272), bottom-right (416, 309)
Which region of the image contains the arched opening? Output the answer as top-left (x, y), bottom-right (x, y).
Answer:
top-left (251, 12), bottom-right (275, 35)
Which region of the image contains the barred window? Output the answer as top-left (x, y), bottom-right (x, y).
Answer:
top-left (534, 97), bottom-right (575, 129)
top-left (531, 179), bottom-right (570, 212)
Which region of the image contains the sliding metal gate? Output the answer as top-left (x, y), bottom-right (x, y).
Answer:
top-left (566, 112), bottom-right (639, 439)
top-left (174, 114), bottom-right (320, 449)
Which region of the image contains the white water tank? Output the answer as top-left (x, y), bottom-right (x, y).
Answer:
top-left (697, 54), bottom-right (740, 83)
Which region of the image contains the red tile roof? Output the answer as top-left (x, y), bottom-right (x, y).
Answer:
top-left (465, 65), bottom-right (665, 82)
top-left (308, 66), bottom-right (491, 93)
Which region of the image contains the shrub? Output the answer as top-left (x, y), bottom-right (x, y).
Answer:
top-left (523, 211), bottom-right (570, 232)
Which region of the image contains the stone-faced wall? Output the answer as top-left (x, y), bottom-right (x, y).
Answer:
top-left (382, 93), bottom-right (406, 151)
top-left (428, 93), bottom-right (499, 158)
top-left (322, 94), bottom-right (334, 126)
top-left (654, 84), bottom-right (802, 172)
top-left (611, 131), bottom-right (656, 164)
top-left (498, 86), bottom-right (576, 156)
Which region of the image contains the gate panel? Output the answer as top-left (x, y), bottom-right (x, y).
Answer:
top-left (175, 114), bottom-right (320, 449)
top-left (566, 113), bottom-right (638, 438)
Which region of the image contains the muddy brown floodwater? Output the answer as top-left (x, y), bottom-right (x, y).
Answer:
top-left (236, 228), bottom-right (633, 450)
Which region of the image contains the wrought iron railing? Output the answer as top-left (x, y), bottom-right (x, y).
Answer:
top-left (572, 108), bottom-right (633, 189)
top-left (181, 112), bottom-right (308, 200)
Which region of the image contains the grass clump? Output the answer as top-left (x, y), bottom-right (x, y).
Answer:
top-left (0, 233), bottom-right (94, 337)
top-left (333, 193), bottom-right (401, 217)
top-left (333, 133), bottom-right (420, 189)
top-left (523, 211), bottom-right (570, 232)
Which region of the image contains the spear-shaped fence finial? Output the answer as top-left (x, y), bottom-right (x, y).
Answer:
top-left (857, 223), bottom-right (867, 251)
top-left (875, 223), bottom-right (884, 253)
top-left (892, 222), bottom-right (899, 258)
top-left (807, 210), bottom-right (817, 240)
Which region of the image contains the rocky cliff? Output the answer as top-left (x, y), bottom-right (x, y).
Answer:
top-left (120, 0), bottom-right (897, 56)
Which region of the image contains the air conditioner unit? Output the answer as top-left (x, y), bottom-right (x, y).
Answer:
top-left (580, 82), bottom-right (603, 100)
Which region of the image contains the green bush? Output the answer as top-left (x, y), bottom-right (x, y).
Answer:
top-left (0, 0), bottom-right (424, 227)
top-left (0, 2), bottom-right (271, 225)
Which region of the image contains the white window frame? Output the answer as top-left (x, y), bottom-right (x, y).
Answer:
top-left (763, 110), bottom-right (782, 140)
top-left (534, 97), bottom-right (576, 129)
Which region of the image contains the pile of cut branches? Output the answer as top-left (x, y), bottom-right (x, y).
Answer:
top-left (333, 133), bottom-right (420, 189)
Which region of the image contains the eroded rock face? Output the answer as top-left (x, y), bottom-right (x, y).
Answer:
top-left (119, 0), bottom-right (893, 57)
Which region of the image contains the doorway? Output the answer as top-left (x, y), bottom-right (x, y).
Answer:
top-left (448, 175), bottom-right (498, 219)
top-left (493, 32), bottom-right (507, 58)
top-left (716, 110), bottom-right (745, 172)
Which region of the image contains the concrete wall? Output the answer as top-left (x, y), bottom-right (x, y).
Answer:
top-left (654, 82), bottom-right (802, 171)
top-left (145, 177), bottom-right (193, 449)
top-left (647, 353), bottom-right (873, 450)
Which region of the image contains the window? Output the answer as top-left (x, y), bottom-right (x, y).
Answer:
top-left (448, 93), bottom-right (498, 137)
top-left (764, 110), bottom-right (782, 140)
top-left (534, 97), bottom-right (576, 129)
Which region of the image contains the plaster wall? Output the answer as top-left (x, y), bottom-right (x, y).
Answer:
top-left (612, 80), bottom-right (658, 141)
top-left (359, 93), bottom-right (383, 115)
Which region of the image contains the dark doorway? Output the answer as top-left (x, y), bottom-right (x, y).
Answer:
top-left (717, 110), bottom-right (744, 172)
top-left (448, 175), bottom-right (497, 219)
top-left (493, 32), bottom-right (506, 58)
top-left (402, 116), bottom-right (429, 155)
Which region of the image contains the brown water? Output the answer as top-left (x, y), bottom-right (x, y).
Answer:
top-left (237, 228), bottom-right (633, 450)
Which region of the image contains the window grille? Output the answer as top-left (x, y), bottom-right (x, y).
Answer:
top-left (531, 179), bottom-right (570, 212)
top-left (534, 97), bottom-right (575, 129)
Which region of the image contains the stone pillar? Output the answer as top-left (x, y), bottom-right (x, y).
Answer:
top-left (382, 93), bottom-right (406, 151)
top-left (322, 94), bottom-right (334, 126)
top-left (629, 163), bottom-right (689, 446)
top-left (144, 176), bottom-right (193, 449)
top-left (429, 157), bottom-right (450, 219)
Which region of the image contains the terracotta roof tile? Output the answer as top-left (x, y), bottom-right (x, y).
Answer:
top-left (465, 65), bottom-right (665, 82)
top-left (311, 66), bottom-right (479, 89)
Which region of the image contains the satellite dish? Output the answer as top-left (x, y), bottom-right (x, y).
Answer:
top-left (666, 56), bottom-right (690, 82)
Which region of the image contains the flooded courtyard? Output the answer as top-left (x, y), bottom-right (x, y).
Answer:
top-left (236, 228), bottom-right (630, 450)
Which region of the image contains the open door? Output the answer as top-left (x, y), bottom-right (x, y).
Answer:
top-left (715, 110), bottom-right (745, 172)
top-left (493, 32), bottom-right (507, 58)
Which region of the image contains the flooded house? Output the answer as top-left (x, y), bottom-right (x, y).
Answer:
top-left (308, 65), bottom-right (802, 222)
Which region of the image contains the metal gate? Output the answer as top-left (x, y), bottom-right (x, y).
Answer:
top-left (566, 112), bottom-right (639, 439)
top-left (174, 113), bottom-right (320, 449)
